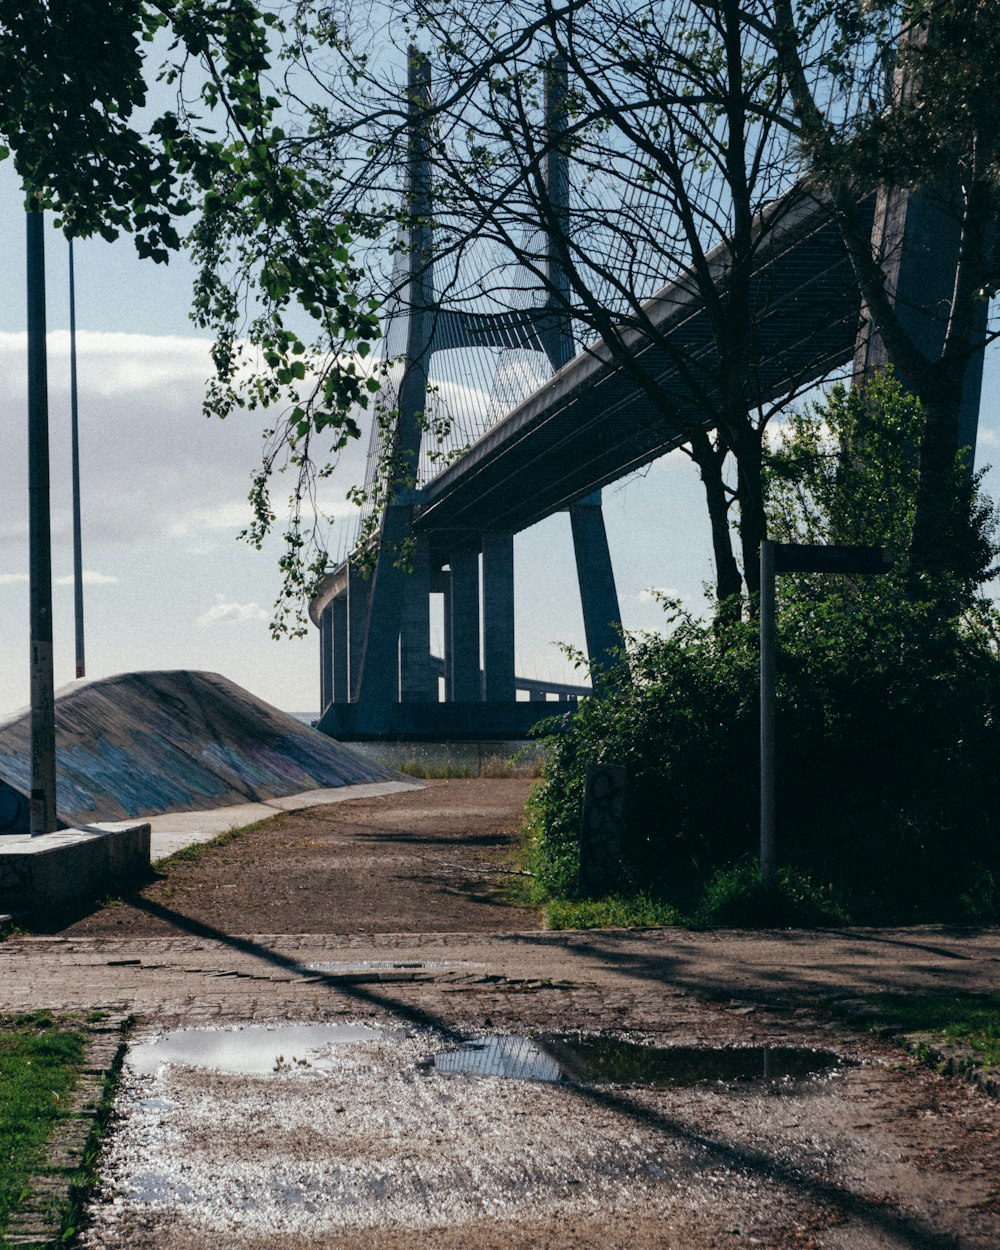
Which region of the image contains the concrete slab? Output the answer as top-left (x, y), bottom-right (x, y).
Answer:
top-left (0, 821), bottom-right (150, 912)
top-left (146, 780), bottom-right (422, 861)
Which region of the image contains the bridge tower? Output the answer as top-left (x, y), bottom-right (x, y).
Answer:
top-left (854, 182), bottom-right (987, 460)
top-left (314, 52), bottom-right (620, 738)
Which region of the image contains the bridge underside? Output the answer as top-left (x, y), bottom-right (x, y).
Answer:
top-left (311, 182), bottom-right (988, 741)
top-left (415, 195), bottom-right (875, 546)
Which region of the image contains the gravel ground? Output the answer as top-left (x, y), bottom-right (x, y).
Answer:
top-left (4, 779), bottom-right (999, 1249)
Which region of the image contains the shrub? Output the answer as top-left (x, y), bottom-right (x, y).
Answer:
top-left (529, 592), bottom-right (1000, 924)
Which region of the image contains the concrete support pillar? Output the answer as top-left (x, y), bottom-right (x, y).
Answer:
top-left (529, 688), bottom-right (545, 703)
top-left (354, 504), bottom-right (414, 712)
top-left (331, 594), bottom-right (348, 703)
top-left (569, 490), bottom-right (622, 675)
top-left (399, 537), bottom-right (434, 702)
top-left (346, 561), bottom-right (371, 703)
top-left (855, 184), bottom-right (987, 459)
top-left (449, 547), bottom-right (481, 702)
top-left (319, 603), bottom-right (334, 712)
top-left (482, 531), bottom-right (515, 703)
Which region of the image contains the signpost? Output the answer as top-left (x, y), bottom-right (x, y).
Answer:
top-left (759, 540), bottom-right (892, 890)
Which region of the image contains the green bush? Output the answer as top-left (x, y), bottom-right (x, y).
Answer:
top-left (527, 374), bottom-right (1000, 927)
top-left (529, 592), bottom-right (1000, 924)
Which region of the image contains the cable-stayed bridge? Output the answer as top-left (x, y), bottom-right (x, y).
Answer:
top-left (309, 55), bottom-right (987, 741)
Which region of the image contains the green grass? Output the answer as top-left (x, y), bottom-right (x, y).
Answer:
top-left (526, 855), bottom-right (850, 932)
top-left (544, 892), bottom-right (683, 930)
top-left (861, 993), bottom-right (1000, 1066)
top-left (0, 1011), bottom-right (88, 1234)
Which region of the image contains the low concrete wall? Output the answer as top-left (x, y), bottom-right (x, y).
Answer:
top-left (0, 822), bottom-right (150, 913)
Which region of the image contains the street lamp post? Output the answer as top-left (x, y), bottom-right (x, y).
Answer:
top-left (26, 199), bottom-right (57, 835)
top-left (69, 239), bottom-right (85, 679)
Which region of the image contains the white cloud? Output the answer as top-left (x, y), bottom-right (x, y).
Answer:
top-left (197, 596), bottom-right (270, 627)
top-left (54, 570), bottom-right (119, 586)
top-left (638, 585), bottom-right (685, 604)
top-left (168, 502), bottom-right (256, 540)
top-left (0, 572), bottom-right (27, 585)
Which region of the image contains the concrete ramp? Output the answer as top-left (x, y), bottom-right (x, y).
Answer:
top-left (0, 670), bottom-right (397, 832)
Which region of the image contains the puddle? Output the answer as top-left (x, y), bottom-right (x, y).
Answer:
top-left (430, 1035), bottom-right (563, 1082)
top-left (429, 1035), bottom-right (842, 1087)
top-left (129, 1023), bottom-right (393, 1076)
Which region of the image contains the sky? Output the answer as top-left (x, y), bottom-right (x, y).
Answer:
top-left (1, 162), bottom-right (998, 720)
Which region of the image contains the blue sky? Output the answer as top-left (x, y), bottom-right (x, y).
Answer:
top-left (0, 161), bottom-right (998, 718)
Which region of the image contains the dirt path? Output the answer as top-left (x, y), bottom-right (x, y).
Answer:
top-left (7, 778), bottom-right (999, 1249)
top-left (61, 779), bottom-right (540, 938)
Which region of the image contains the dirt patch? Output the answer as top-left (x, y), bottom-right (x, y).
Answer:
top-left (59, 779), bottom-right (540, 938)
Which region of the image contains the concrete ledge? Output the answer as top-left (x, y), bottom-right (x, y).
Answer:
top-left (0, 822), bottom-right (150, 913)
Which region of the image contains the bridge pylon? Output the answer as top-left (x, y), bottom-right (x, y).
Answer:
top-left (311, 51), bottom-right (608, 740)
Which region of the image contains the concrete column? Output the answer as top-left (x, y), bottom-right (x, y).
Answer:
top-left (319, 603), bottom-right (334, 712)
top-left (331, 594), bottom-right (348, 703)
top-left (400, 537), bottom-right (434, 702)
top-left (346, 562), bottom-right (371, 703)
top-left (569, 490), bottom-right (622, 675)
top-left (855, 184), bottom-right (987, 459)
top-left (449, 547), bottom-right (481, 702)
top-left (482, 532), bottom-right (515, 702)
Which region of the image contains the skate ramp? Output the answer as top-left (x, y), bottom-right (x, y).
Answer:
top-left (0, 670), bottom-right (398, 832)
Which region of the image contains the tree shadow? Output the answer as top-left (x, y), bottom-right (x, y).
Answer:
top-left (108, 896), bottom-right (971, 1249)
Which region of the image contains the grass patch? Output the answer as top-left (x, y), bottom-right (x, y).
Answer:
top-left (545, 893), bottom-right (683, 930)
top-left (0, 1011), bottom-right (88, 1235)
top-left (860, 993), bottom-right (1000, 1066)
top-left (693, 861), bottom-right (851, 928)
top-left (396, 750), bottom-right (546, 779)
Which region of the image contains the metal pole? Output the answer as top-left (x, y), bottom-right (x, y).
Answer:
top-left (27, 201), bottom-right (57, 834)
top-left (68, 238), bottom-right (85, 679)
top-left (759, 539), bottom-right (776, 889)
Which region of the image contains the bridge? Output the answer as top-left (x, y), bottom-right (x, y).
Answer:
top-left (310, 58), bottom-right (987, 742)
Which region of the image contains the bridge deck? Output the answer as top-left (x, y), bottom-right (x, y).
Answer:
top-left (415, 192), bottom-right (871, 545)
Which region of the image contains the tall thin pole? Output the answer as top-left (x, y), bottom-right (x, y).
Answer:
top-left (759, 539), bottom-right (776, 889)
top-left (68, 239), bottom-right (85, 679)
top-left (26, 200), bottom-right (57, 835)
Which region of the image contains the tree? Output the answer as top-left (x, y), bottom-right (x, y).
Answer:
top-left (769, 0), bottom-right (1000, 597)
top-left (0, 0), bottom-right (383, 630)
top-left (261, 0), bottom-right (877, 615)
top-left (767, 369), bottom-right (998, 607)
top-left (527, 371), bottom-right (1000, 923)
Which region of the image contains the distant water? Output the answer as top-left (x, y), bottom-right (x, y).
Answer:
top-left (289, 712), bottom-right (319, 728)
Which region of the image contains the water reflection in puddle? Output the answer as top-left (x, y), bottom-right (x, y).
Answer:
top-left (129, 1023), bottom-right (392, 1076)
top-left (430, 1035), bottom-right (563, 1082)
top-left (429, 1035), bottom-right (842, 1087)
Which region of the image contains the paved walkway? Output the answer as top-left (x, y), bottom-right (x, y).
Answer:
top-left (145, 780), bottom-right (421, 860)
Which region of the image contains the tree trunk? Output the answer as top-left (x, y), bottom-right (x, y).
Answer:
top-left (734, 425), bottom-right (767, 605)
top-left (688, 429), bottom-right (743, 613)
top-left (905, 370), bottom-right (963, 596)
